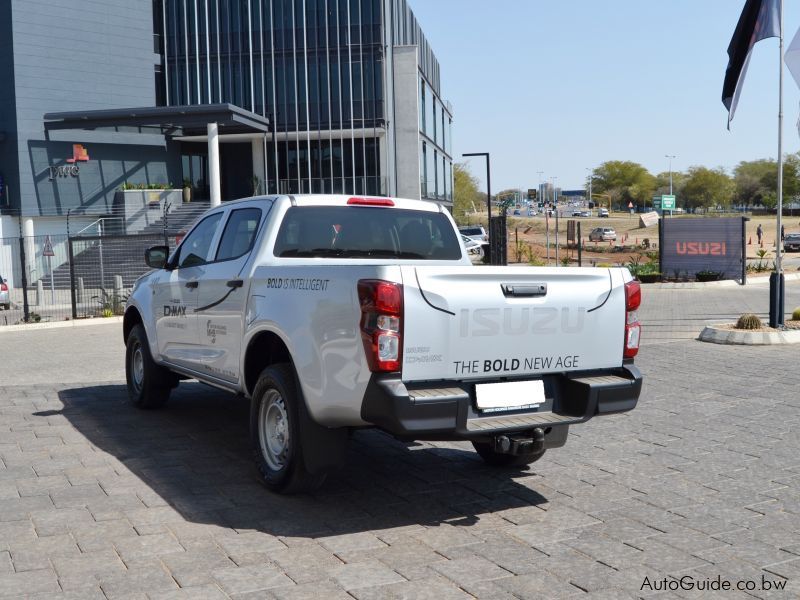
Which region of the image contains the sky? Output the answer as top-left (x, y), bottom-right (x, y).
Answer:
top-left (410, 0), bottom-right (800, 194)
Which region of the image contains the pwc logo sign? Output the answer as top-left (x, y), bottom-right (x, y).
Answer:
top-left (48, 144), bottom-right (90, 180)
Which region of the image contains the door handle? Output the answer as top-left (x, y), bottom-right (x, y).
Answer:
top-left (226, 279), bottom-right (244, 288)
top-left (185, 281), bottom-right (199, 289)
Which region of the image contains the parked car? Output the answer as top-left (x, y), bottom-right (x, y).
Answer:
top-left (598, 208), bottom-right (609, 217)
top-left (784, 232), bottom-right (800, 252)
top-left (571, 210), bottom-right (582, 217)
top-left (461, 234), bottom-right (484, 259)
top-left (0, 275), bottom-right (10, 310)
top-left (458, 225), bottom-right (488, 243)
top-left (589, 227), bottom-right (617, 242)
top-left (580, 211), bottom-right (591, 217)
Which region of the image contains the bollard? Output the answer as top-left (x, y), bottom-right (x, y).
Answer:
top-left (36, 279), bottom-right (44, 306)
top-left (77, 277), bottom-right (85, 305)
top-left (113, 275), bottom-right (123, 298)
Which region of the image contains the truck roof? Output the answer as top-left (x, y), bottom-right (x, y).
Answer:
top-left (225, 194), bottom-right (444, 213)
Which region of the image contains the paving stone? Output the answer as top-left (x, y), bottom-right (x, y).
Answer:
top-left (431, 555), bottom-right (512, 585)
top-left (113, 532), bottom-right (185, 563)
top-left (98, 564), bottom-right (179, 599)
top-left (0, 569), bottom-right (60, 597)
top-left (212, 564), bottom-right (295, 595)
top-left (161, 547), bottom-right (236, 587)
top-left (326, 560), bottom-right (406, 590)
top-left (351, 576), bottom-right (472, 600)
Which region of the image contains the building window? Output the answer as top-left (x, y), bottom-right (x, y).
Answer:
top-left (421, 141), bottom-right (427, 197)
top-left (419, 80), bottom-right (424, 133)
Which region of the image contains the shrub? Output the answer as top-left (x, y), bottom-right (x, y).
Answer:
top-left (735, 313), bottom-right (762, 330)
top-left (696, 270), bottom-right (724, 282)
top-left (560, 256), bottom-right (570, 267)
top-left (792, 307), bottom-right (800, 320)
top-left (637, 273), bottom-right (661, 283)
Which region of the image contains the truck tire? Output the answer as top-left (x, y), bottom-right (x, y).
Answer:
top-left (125, 323), bottom-right (175, 409)
top-left (472, 441), bottom-right (546, 467)
top-left (250, 364), bottom-right (327, 494)
top-left (2, 303), bottom-right (9, 310)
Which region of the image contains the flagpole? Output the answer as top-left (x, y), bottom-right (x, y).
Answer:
top-left (771, 0), bottom-right (785, 327)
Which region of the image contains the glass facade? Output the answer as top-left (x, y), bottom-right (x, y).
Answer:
top-left (159, 0), bottom-right (452, 202)
top-left (418, 75), bottom-right (452, 202)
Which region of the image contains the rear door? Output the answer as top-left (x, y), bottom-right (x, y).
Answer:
top-left (194, 206), bottom-right (265, 383)
top-left (400, 266), bottom-right (627, 383)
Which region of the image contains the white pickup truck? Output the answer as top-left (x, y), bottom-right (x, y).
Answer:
top-left (124, 194), bottom-right (642, 493)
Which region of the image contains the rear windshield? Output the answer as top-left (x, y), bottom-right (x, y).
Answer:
top-left (274, 206), bottom-right (462, 260)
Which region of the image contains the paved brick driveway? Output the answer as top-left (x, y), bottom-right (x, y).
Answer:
top-left (1, 282), bottom-right (799, 598)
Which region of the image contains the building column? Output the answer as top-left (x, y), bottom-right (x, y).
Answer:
top-left (251, 137), bottom-right (266, 196)
top-left (23, 218), bottom-right (36, 283)
top-left (208, 122), bottom-right (221, 207)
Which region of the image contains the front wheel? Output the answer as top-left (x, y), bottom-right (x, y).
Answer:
top-left (250, 364), bottom-right (326, 494)
top-left (472, 441), bottom-right (546, 467)
top-left (125, 323), bottom-right (176, 409)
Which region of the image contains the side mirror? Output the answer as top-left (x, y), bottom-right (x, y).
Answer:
top-left (145, 246), bottom-right (170, 269)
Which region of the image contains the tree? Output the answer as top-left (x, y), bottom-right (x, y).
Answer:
top-left (592, 161), bottom-right (656, 209)
top-left (681, 166), bottom-right (734, 210)
top-left (453, 163), bottom-right (483, 222)
top-left (733, 153), bottom-right (800, 208)
top-left (654, 171), bottom-right (686, 197)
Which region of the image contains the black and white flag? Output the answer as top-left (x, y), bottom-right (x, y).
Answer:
top-left (722, 0), bottom-right (781, 129)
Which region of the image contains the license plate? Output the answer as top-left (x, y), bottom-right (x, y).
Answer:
top-left (475, 380), bottom-right (545, 412)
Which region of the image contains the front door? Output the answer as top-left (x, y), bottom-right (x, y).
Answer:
top-left (195, 206), bottom-right (264, 384)
top-left (155, 211), bottom-right (224, 371)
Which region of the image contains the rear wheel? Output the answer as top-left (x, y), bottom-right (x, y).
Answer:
top-left (250, 364), bottom-right (326, 494)
top-left (472, 441), bottom-right (546, 467)
top-left (125, 324), bottom-right (175, 409)
top-left (2, 303), bottom-right (9, 310)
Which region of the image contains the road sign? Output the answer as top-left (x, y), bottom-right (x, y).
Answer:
top-left (42, 235), bottom-right (55, 257)
top-left (652, 196), bottom-right (662, 209)
top-left (627, 201), bottom-right (634, 209)
top-left (661, 195), bottom-right (676, 210)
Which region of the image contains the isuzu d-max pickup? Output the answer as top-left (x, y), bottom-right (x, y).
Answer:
top-left (124, 194), bottom-right (642, 493)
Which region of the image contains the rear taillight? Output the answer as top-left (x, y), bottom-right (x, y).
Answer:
top-left (624, 280), bottom-right (641, 359)
top-left (0, 283), bottom-right (7, 292)
top-left (358, 279), bottom-right (403, 372)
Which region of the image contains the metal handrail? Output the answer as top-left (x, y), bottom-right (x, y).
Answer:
top-left (74, 217), bottom-right (123, 237)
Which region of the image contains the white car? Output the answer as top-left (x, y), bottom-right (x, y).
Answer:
top-left (461, 234), bottom-right (484, 259)
top-left (598, 208), bottom-right (609, 217)
top-left (0, 274), bottom-right (10, 310)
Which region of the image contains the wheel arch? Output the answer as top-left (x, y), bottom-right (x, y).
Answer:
top-left (243, 330), bottom-right (292, 398)
top-left (123, 306), bottom-right (143, 344)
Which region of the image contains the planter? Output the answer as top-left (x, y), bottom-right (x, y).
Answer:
top-left (637, 273), bottom-right (661, 284)
top-left (183, 186), bottom-right (192, 203)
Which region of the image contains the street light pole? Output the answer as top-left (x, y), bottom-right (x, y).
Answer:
top-left (585, 167), bottom-right (593, 208)
top-left (665, 154), bottom-right (676, 195)
top-left (463, 152), bottom-right (493, 262)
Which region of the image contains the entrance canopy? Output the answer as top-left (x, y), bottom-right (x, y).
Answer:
top-left (43, 104), bottom-right (270, 208)
top-left (43, 103), bottom-right (270, 136)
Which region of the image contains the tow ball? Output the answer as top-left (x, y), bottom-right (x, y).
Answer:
top-left (493, 427), bottom-right (545, 455)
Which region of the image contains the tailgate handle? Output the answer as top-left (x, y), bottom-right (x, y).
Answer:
top-left (501, 283), bottom-right (547, 297)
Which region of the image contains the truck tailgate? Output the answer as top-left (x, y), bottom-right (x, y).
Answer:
top-left (400, 266), bottom-right (627, 382)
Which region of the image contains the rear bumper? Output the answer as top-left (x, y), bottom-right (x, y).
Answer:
top-left (361, 365), bottom-right (642, 442)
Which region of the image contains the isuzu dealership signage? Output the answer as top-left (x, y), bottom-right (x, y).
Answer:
top-left (661, 217), bottom-right (746, 281)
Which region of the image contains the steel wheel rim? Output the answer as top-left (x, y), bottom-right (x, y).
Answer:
top-left (131, 342), bottom-right (144, 393)
top-left (259, 390), bottom-right (290, 472)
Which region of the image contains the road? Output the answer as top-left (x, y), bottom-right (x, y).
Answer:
top-left (0, 282), bottom-right (798, 598)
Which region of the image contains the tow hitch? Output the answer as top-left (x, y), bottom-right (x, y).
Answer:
top-left (493, 427), bottom-right (545, 455)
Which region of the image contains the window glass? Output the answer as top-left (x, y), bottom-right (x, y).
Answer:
top-left (274, 206), bottom-right (462, 260)
top-left (176, 213), bottom-right (223, 268)
top-left (216, 208), bottom-right (262, 261)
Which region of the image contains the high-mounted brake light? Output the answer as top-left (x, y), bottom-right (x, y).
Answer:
top-left (358, 279), bottom-right (403, 372)
top-left (347, 197), bottom-right (395, 207)
top-left (624, 280), bottom-right (641, 359)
